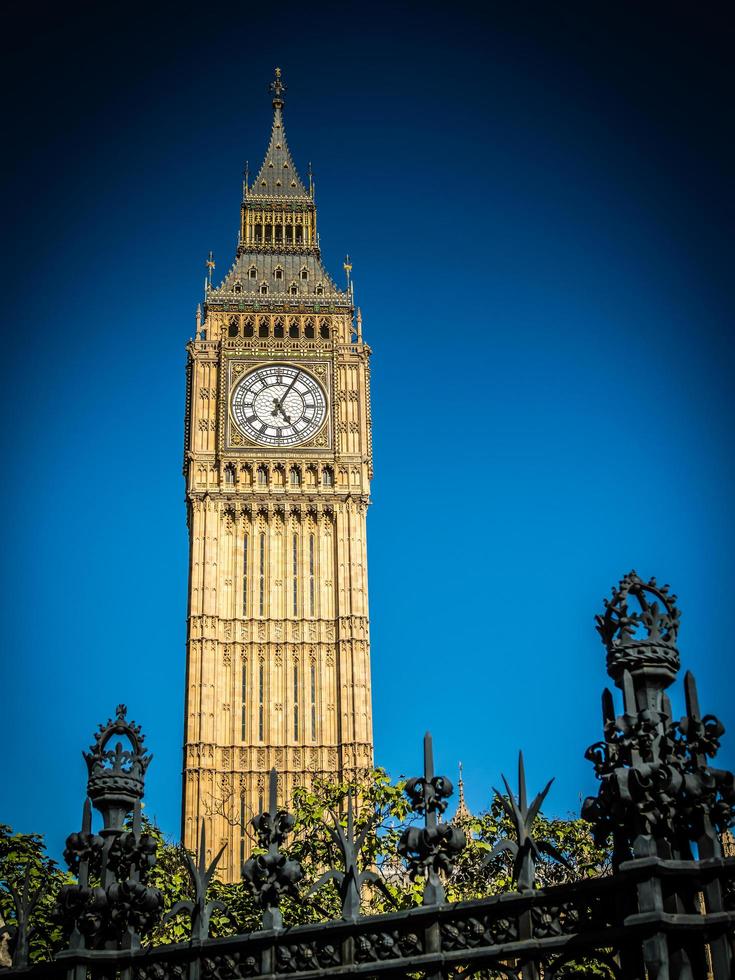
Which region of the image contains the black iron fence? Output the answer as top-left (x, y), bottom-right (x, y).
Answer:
top-left (2, 571), bottom-right (734, 979)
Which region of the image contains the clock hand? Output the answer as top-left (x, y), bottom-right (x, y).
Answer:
top-left (280, 370), bottom-right (302, 401)
top-left (272, 371), bottom-right (301, 423)
top-left (271, 397), bottom-right (291, 424)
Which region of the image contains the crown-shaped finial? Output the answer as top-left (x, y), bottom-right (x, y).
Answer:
top-left (83, 706), bottom-right (152, 825)
top-left (596, 571), bottom-right (680, 686)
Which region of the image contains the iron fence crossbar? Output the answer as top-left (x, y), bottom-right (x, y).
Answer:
top-left (4, 859), bottom-right (734, 980)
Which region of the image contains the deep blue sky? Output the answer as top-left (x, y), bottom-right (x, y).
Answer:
top-left (2, 1), bottom-right (734, 859)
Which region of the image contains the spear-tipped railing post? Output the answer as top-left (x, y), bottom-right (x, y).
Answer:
top-left (398, 732), bottom-right (466, 980)
top-left (681, 671), bottom-right (731, 977)
top-left (263, 769), bottom-right (281, 931)
top-left (422, 733), bottom-right (442, 905)
top-left (484, 751), bottom-right (562, 980)
top-left (309, 789), bottom-right (392, 925)
top-left (420, 733), bottom-right (441, 979)
top-left (242, 767), bottom-right (302, 975)
top-left (166, 819), bottom-right (226, 957)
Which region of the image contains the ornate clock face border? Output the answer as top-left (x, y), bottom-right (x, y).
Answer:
top-left (222, 355), bottom-right (333, 452)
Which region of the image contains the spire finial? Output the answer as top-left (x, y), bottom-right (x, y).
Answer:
top-left (206, 250), bottom-right (215, 287)
top-left (270, 67), bottom-right (286, 107)
top-left (343, 254), bottom-right (352, 289)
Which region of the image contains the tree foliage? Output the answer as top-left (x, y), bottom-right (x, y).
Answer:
top-left (446, 796), bottom-right (610, 902)
top-left (0, 825), bottom-right (73, 965)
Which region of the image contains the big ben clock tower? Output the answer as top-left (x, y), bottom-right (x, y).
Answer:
top-left (182, 70), bottom-right (374, 879)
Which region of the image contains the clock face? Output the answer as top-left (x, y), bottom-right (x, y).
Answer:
top-left (231, 364), bottom-right (327, 447)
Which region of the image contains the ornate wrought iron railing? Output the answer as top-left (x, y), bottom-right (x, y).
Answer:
top-left (1, 571), bottom-right (734, 979)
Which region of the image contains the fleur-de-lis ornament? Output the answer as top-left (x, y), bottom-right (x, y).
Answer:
top-left (309, 792), bottom-right (392, 921)
top-left (485, 752), bottom-right (568, 892)
top-left (167, 821), bottom-right (226, 941)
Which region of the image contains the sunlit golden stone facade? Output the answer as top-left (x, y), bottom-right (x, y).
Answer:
top-left (181, 71), bottom-right (374, 880)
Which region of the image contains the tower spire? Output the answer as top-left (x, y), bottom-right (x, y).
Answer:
top-left (248, 68), bottom-right (309, 199)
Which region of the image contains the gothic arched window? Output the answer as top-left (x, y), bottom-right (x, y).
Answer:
top-left (258, 534), bottom-right (266, 619)
top-left (292, 534), bottom-right (299, 618)
top-left (293, 661), bottom-right (299, 738)
top-left (259, 283), bottom-right (268, 296)
top-left (258, 662), bottom-right (265, 740)
top-left (242, 533), bottom-right (249, 616)
top-left (310, 663), bottom-right (316, 740)
top-left (308, 533), bottom-right (316, 616)
top-left (257, 466), bottom-right (268, 486)
top-left (246, 656), bottom-right (248, 742)
top-left (322, 466), bottom-right (333, 487)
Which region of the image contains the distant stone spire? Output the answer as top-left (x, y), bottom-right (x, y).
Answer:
top-left (455, 762), bottom-right (472, 822)
top-left (723, 828), bottom-right (735, 857)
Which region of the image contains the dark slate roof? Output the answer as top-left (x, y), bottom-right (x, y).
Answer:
top-left (249, 103), bottom-right (310, 199)
top-left (211, 249), bottom-right (348, 302)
